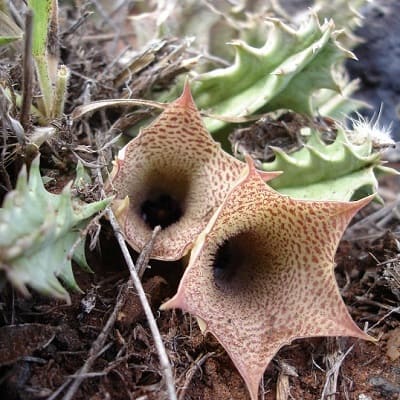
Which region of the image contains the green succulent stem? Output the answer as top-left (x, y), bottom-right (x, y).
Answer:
top-left (153, 16), bottom-right (357, 138)
top-left (33, 54), bottom-right (53, 118)
top-left (0, 156), bottom-right (111, 303)
top-left (28, 0), bottom-right (59, 119)
top-left (51, 65), bottom-right (70, 118)
top-left (261, 127), bottom-right (397, 201)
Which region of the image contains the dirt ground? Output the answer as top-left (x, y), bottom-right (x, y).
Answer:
top-left (0, 1), bottom-right (399, 400)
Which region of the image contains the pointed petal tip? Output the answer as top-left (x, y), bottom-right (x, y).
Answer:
top-left (347, 193), bottom-right (375, 213)
top-left (330, 193), bottom-right (375, 220)
top-left (159, 293), bottom-right (186, 311)
top-left (246, 378), bottom-right (262, 400)
top-left (117, 145), bottom-right (126, 161)
top-left (348, 328), bottom-right (378, 346)
top-left (243, 154), bottom-right (281, 182)
top-left (257, 169), bottom-right (282, 182)
top-left (158, 301), bottom-right (170, 311)
top-left (175, 77), bottom-right (196, 109)
top-left (244, 154), bottom-right (258, 175)
top-left (195, 316), bottom-right (208, 334)
top-left (337, 314), bottom-right (377, 343)
top-left (342, 318), bottom-right (377, 343)
top-left (238, 364), bottom-right (264, 400)
top-left (363, 331), bottom-right (379, 343)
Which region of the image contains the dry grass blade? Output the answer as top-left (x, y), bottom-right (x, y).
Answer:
top-left (276, 360), bottom-right (298, 400)
top-left (71, 98), bottom-right (167, 120)
top-left (321, 339), bottom-right (354, 400)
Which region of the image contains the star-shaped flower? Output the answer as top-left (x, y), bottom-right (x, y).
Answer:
top-left (161, 157), bottom-right (374, 399)
top-left (107, 83), bottom-right (277, 260)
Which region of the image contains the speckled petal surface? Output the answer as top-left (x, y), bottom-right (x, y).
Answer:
top-left (107, 84), bottom-right (278, 261)
top-left (162, 157), bottom-right (374, 400)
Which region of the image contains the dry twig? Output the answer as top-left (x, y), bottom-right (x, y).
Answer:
top-left (96, 168), bottom-right (177, 400)
top-left (177, 352), bottom-right (216, 400)
top-left (321, 339), bottom-right (354, 400)
top-left (276, 360), bottom-right (298, 400)
top-left (137, 226), bottom-right (161, 279)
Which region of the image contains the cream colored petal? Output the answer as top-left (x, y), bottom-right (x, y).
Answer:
top-left (162, 157), bottom-right (374, 400)
top-left (107, 83), bottom-right (278, 260)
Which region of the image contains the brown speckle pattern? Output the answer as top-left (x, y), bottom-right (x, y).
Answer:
top-left (107, 84), bottom-right (278, 260)
top-left (162, 158), bottom-right (373, 400)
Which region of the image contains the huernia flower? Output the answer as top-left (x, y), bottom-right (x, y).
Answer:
top-left (161, 157), bottom-right (374, 400)
top-left (106, 83), bottom-right (277, 260)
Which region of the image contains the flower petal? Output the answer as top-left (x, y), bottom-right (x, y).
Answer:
top-left (107, 83), bottom-right (279, 260)
top-left (162, 156), bottom-right (374, 399)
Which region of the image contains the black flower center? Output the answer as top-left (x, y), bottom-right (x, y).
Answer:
top-left (211, 231), bottom-right (269, 293)
top-left (141, 193), bottom-right (183, 229)
top-left (138, 169), bottom-right (191, 230)
top-left (213, 240), bottom-right (237, 283)
top-left (212, 233), bottom-right (252, 289)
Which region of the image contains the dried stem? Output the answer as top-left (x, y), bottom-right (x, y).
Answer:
top-left (20, 9), bottom-right (34, 132)
top-left (137, 225), bottom-right (161, 279)
top-left (54, 221), bottom-right (170, 400)
top-left (96, 169), bottom-right (177, 400)
top-left (321, 340), bottom-right (354, 400)
top-left (276, 360), bottom-right (297, 400)
top-left (178, 352), bottom-right (216, 400)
